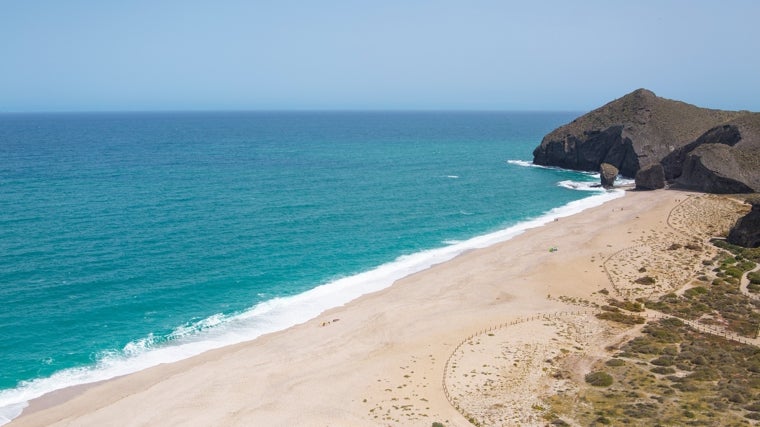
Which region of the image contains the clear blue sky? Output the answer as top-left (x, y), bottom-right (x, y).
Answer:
top-left (1, 0), bottom-right (759, 112)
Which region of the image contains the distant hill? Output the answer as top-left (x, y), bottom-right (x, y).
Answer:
top-left (531, 89), bottom-right (759, 193)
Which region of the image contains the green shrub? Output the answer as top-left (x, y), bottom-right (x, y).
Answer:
top-left (651, 366), bottom-right (676, 375)
top-left (713, 238), bottom-right (760, 261)
top-left (688, 367), bottom-right (720, 381)
top-left (635, 276), bottom-right (656, 285)
top-left (644, 326), bottom-right (681, 343)
top-left (724, 267), bottom-right (744, 279)
top-left (651, 356), bottom-right (674, 366)
top-left (660, 317), bottom-right (684, 327)
top-left (596, 311), bottom-right (645, 325)
top-left (585, 371), bottom-right (614, 387)
top-left (685, 243), bottom-right (702, 251)
top-left (609, 299), bottom-right (645, 312)
top-left (684, 287), bottom-right (708, 298)
top-left (606, 358), bottom-right (625, 367)
top-left (748, 271), bottom-right (760, 285)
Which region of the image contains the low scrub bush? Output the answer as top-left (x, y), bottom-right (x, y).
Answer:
top-left (651, 356), bottom-right (674, 366)
top-left (651, 366), bottom-right (676, 375)
top-left (596, 311), bottom-right (645, 325)
top-left (609, 299), bottom-right (645, 312)
top-left (585, 371), bottom-right (614, 387)
top-left (748, 271), bottom-right (760, 285)
top-left (684, 287), bottom-right (708, 298)
top-left (606, 358), bottom-right (625, 367)
top-left (635, 276), bottom-right (656, 285)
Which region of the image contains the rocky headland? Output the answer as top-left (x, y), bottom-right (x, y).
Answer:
top-left (532, 89), bottom-right (760, 193)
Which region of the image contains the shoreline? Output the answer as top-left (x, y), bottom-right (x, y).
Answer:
top-left (1, 186), bottom-right (624, 424)
top-left (10, 188), bottom-right (694, 426)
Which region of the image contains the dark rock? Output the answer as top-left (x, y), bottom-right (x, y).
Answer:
top-left (678, 145), bottom-right (754, 193)
top-left (635, 164), bottom-right (665, 190)
top-left (727, 198), bottom-right (760, 248)
top-left (675, 115), bottom-right (760, 193)
top-left (533, 89), bottom-right (743, 178)
top-left (661, 124), bottom-right (742, 180)
top-left (532, 89), bottom-right (760, 193)
top-left (600, 163), bottom-right (618, 188)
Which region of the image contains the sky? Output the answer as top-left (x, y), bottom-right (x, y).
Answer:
top-left (1, 0), bottom-right (759, 113)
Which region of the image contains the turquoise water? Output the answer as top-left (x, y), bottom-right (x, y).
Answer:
top-left (0, 111), bottom-right (616, 420)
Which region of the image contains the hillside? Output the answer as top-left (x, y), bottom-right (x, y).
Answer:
top-left (532, 89), bottom-right (759, 193)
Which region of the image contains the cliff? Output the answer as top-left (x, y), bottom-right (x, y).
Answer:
top-left (531, 89), bottom-right (759, 193)
top-left (674, 114), bottom-right (760, 193)
top-left (727, 197), bottom-right (760, 248)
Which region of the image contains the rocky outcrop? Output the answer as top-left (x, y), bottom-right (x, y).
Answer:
top-left (661, 124), bottom-right (742, 180)
top-left (674, 115), bottom-right (760, 193)
top-left (600, 163), bottom-right (618, 188)
top-left (532, 89), bottom-right (760, 194)
top-left (728, 198), bottom-right (760, 248)
top-left (635, 164), bottom-right (665, 190)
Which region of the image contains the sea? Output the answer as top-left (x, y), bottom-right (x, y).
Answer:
top-left (0, 111), bottom-right (626, 423)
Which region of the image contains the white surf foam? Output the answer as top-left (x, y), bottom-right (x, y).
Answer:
top-left (557, 180), bottom-right (604, 192)
top-left (0, 188), bottom-right (625, 425)
top-left (506, 159), bottom-right (553, 169)
top-left (507, 160), bottom-right (635, 186)
top-left (558, 175), bottom-right (635, 192)
top-left (616, 176), bottom-right (636, 186)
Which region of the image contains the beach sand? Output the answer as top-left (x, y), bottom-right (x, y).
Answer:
top-left (12, 189), bottom-right (747, 427)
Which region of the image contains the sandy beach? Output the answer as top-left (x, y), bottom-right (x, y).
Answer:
top-left (12, 189), bottom-right (748, 427)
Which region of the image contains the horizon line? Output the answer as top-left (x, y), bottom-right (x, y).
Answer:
top-left (0, 108), bottom-right (587, 115)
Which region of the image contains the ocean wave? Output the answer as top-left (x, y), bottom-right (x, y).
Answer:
top-left (558, 175), bottom-right (635, 192)
top-left (442, 239), bottom-right (463, 245)
top-left (616, 176), bottom-right (636, 186)
top-left (506, 159), bottom-right (597, 174)
top-left (0, 188), bottom-right (626, 425)
top-left (557, 180), bottom-right (604, 192)
top-left (506, 159), bottom-right (551, 169)
top-left (508, 160), bottom-right (636, 185)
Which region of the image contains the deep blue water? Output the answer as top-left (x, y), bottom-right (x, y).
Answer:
top-left (0, 111), bottom-right (612, 419)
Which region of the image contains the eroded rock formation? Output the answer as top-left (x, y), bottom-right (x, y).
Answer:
top-left (728, 197), bottom-right (760, 248)
top-left (532, 89), bottom-right (759, 193)
top-left (600, 163), bottom-right (618, 188)
top-left (635, 164), bottom-right (665, 191)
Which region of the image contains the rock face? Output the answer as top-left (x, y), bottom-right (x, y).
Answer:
top-left (675, 115), bottom-right (760, 193)
top-left (600, 163), bottom-right (618, 188)
top-left (532, 89), bottom-right (760, 193)
top-left (635, 164), bottom-right (665, 190)
top-left (661, 124), bottom-right (742, 181)
top-left (728, 198), bottom-right (760, 248)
